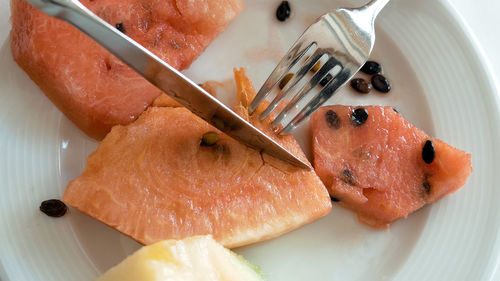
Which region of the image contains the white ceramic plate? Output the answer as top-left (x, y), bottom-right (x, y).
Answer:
top-left (1, 0), bottom-right (500, 280)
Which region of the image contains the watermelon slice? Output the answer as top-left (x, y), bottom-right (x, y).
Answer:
top-left (10, 0), bottom-right (244, 140)
top-left (62, 69), bottom-right (331, 248)
top-left (311, 105), bottom-right (472, 228)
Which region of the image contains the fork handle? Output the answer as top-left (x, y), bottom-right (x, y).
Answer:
top-left (362, 0), bottom-right (390, 19)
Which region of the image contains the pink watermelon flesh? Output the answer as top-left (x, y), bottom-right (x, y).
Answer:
top-left (311, 105), bottom-right (472, 228)
top-left (10, 0), bottom-right (244, 140)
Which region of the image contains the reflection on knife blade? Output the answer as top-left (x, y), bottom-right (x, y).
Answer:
top-left (144, 57), bottom-right (311, 169)
top-left (26, 0), bottom-right (310, 169)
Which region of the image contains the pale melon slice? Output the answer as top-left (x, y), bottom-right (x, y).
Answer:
top-left (96, 235), bottom-right (264, 281)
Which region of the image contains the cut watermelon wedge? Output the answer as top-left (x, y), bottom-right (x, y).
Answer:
top-left (10, 0), bottom-right (244, 140)
top-left (62, 69), bottom-right (331, 248)
top-left (312, 105), bottom-right (472, 228)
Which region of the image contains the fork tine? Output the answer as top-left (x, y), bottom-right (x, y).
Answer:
top-left (271, 56), bottom-right (341, 127)
top-left (259, 50), bottom-right (325, 120)
top-left (248, 41), bottom-right (316, 114)
top-left (277, 68), bottom-right (352, 135)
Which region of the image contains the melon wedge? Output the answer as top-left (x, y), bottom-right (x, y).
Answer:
top-left (63, 69), bottom-right (331, 248)
top-left (10, 0), bottom-right (244, 139)
top-left (311, 105), bottom-right (472, 228)
top-left (95, 235), bottom-right (264, 281)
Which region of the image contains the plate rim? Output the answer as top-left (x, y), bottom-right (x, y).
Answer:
top-left (438, 0), bottom-right (500, 279)
top-left (1, 0), bottom-right (500, 280)
top-left (400, 0), bottom-right (500, 279)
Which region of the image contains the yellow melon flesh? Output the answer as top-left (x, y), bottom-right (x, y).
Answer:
top-left (95, 235), bottom-right (264, 281)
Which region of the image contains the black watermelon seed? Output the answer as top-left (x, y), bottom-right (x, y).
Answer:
top-left (342, 169), bottom-right (356, 186)
top-left (330, 196), bottom-right (340, 202)
top-left (371, 74), bottom-right (391, 93)
top-left (40, 199), bottom-right (67, 217)
top-left (422, 140), bottom-right (435, 164)
top-left (276, 1), bottom-right (291, 22)
top-left (351, 108), bottom-right (369, 126)
top-left (319, 73), bottom-right (333, 87)
top-left (422, 181), bottom-right (431, 194)
top-left (350, 78), bottom-right (372, 94)
top-left (115, 23), bottom-right (125, 34)
top-left (360, 61), bottom-right (381, 75)
top-left (325, 110), bottom-right (340, 129)
top-left (392, 107), bottom-right (399, 113)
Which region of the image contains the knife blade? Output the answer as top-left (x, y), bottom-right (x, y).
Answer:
top-left (26, 0), bottom-right (311, 169)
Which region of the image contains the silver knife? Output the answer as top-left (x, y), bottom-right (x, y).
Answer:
top-left (25, 0), bottom-right (311, 169)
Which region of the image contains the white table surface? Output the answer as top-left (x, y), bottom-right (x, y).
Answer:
top-left (450, 0), bottom-right (500, 90)
top-left (0, 0), bottom-right (499, 279)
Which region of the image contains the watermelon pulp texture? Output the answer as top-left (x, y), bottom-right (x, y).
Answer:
top-left (312, 105), bottom-right (472, 228)
top-left (62, 69), bottom-right (331, 248)
top-left (10, 0), bottom-right (244, 139)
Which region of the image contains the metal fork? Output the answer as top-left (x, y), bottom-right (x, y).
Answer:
top-left (249, 0), bottom-right (390, 135)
